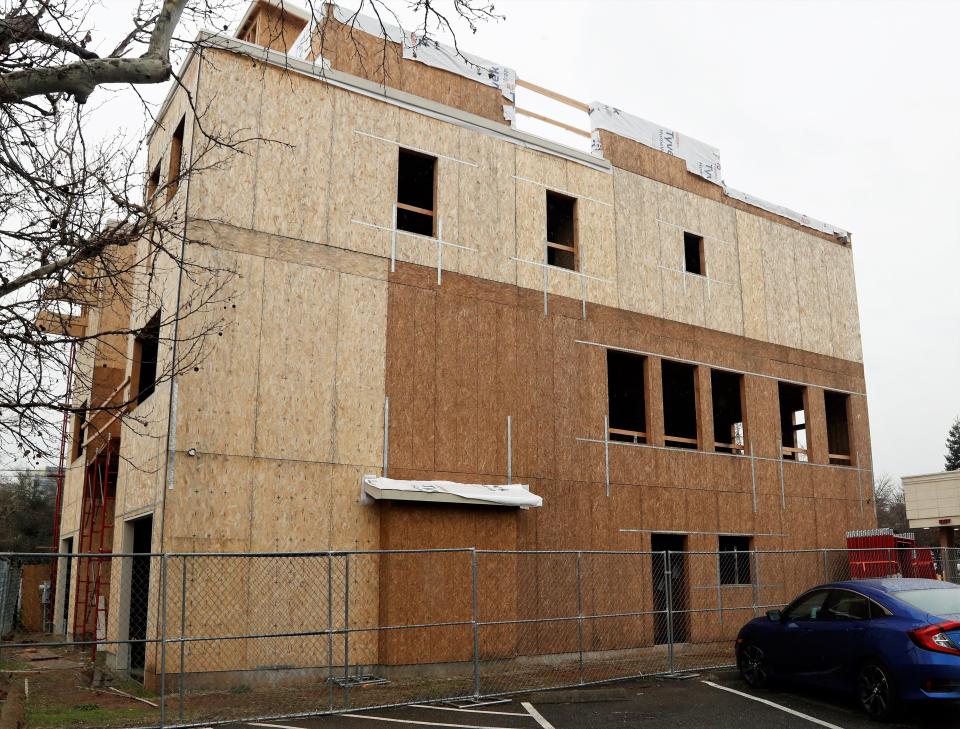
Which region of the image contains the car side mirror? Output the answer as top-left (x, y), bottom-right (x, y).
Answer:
top-left (766, 609), bottom-right (781, 623)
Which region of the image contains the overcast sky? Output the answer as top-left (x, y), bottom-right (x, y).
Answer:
top-left (65, 1), bottom-right (960, 482)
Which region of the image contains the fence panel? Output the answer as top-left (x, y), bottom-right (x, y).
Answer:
top-left (2, 546), bottom-right (960, 728)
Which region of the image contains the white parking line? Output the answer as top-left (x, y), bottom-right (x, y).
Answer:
top-left (519, 702), bottom-right (556, 729)
top-left (409, 704), bottom-right (528, 717)
top-left (342, 713), bottom-right (527, 728)
top-left (701, 681), bottom-right (845, 729)
top-left (249, 723), bottom-right (310, 729)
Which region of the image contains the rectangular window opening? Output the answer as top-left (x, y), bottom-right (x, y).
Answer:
top-left (662, 360), bottom-right (698, 449)
top-left (134, 311), bottom-right (161, 406)
top-left (684, 232), bottom-right (705, 276)
top-left (607, 350), bottom-right (647, 443)
top-left (825, 390), bottom-right (852, 466)
top-left (711, 369), bottom-right (745, 454)
top-left (166, 116), bottom-right (185, 202)
top-left (146, 163), bottom-right (161, 210)
top-left (546, 190), bottom-right (577, 271)
top-left (719, 535), bottom-right (752, 585)
top-left (73, 401), bottom-right (88, 461)
top-left (396, 148), bottom-right (436, 237)
top-left (778, 382), bottom-right (808, 462)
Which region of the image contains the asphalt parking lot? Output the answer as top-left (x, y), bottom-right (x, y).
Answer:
top-left (217, 669), bottom-right (958, 729)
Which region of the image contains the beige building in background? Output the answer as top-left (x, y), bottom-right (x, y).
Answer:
top-left (904, 470), bottom-right (960, 548)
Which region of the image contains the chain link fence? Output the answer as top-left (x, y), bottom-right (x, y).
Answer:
top-left (1, 545), bottom-right (957, 727)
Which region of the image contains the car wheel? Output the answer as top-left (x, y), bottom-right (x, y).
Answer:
top-left (738, 642), bottom-right (772, 689)
top-left (858, 661), bottom-right (898, 722)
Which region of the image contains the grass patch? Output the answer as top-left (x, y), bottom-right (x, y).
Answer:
top-left (0, 658), bottom-right (32, 671)
top-left (110, 676), bottom-right (158, 700)
top-left (27, 703), bottom-right (154, 728)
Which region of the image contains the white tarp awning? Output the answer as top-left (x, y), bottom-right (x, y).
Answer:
top-left (363, 476), bottom-right (542, 508)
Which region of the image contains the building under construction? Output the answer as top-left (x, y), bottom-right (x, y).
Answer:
top-left (47, 0), bottom-right (876, 687)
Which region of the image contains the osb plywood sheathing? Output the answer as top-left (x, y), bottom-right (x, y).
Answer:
top-left (353, 202), bottom-right (476, 282)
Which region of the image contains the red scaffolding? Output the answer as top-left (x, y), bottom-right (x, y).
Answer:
top-left (72, 438), bottom-right (119, 644)
top-left (846, 529), bottom-right (937, 580)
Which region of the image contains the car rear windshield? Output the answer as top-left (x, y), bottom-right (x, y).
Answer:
top-left (894, 588), bottom-right (960, 616)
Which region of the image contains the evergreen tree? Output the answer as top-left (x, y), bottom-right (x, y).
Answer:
top-left (947, 416), bottom-right (960, 471)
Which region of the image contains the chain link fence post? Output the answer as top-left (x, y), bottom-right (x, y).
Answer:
top-left (576, 551), bottom-right (584, 685)
top-left (664, 551), bottom-right (674, 674)
top-left (327, 552), bottom-right (334, 712)
top-left (178, 556), bottom-right (187, 723)
top-left (821, 549), bottom-right (829, 582)
top-left (471, 548), bottom-right (480, 698)
top-left (159, 553), bottom-right (168, 729)
top-left (343, 553), bottom-right (350, 709)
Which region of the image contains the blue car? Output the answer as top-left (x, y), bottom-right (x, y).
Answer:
top-left (735, 578), bottom-right (960, 721)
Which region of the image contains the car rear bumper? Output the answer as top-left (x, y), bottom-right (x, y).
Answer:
top-left (896, 655), bottom-right (960, 701)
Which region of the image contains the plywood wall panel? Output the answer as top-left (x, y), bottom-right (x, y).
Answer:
top-left (326, 90), bottom-right (400, 258)
top-left (248, 458), bottom-right (333, 552)
top-left (579, 200), bottom-right (619, 308)
top-left (384, 283), bottom-right (437, 472)
top-left (176, 247), bottom-right (264, 457)
top-left (456, 130), bottom-right (517, 285)
top-left (761, 221), bottom-right (803, 350)
top-left (334, 272), bottom-right (388, 467)
top-left (511, 307), bottom-right (554, 480)
top-left (735, 211), bottom-right (768, 342)
top-left (474, 299), bottom-right (514, 477)
top-left (189, 50), bottom-right (264, 228)
top-left (254, 259), bottom-right (339, 462)
top-left (795, 237), bottom-right (835, 357)
top-left (824, 244), bottom-right (863, 362)
top-left (434, 293), bottom-right (479, 474)
top-left (253, 67), bottom-right (334, 242)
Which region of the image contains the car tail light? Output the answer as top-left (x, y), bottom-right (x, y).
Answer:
top-left (908, 622), bottom-right (960, 656)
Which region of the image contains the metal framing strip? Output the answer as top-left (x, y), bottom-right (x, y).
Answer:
top-left (512, 257), bottom-right (613, 284)
top-left (655, 217), bottom-right (735, 247)
top-left (354, 129), bottom-right (480, 167)
top-left (577, 433), bottom-right (872, 476)
top-left (575, 338), bottom-right (867, 397)
top-left (512, 175), bottom-right (613, 207)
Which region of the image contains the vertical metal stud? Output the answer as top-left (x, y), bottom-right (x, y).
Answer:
top-left (506, 416), bottom-right (512, 484)
top-left (778, 455), bottom-right (785, 510)
top-left (604, 415), bottom-right (611, 497)
top-left (856, 451), bottom-right (864, 517)
top-left (749, 443), bottom-right (757, 512)
top-left (382, 397), bottom-right (390, 477)
top-left (436, 218), bottom-right (443, 286)
top-left (390, 203), bottom-right (398, 273)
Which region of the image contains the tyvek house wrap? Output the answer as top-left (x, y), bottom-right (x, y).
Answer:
top-left (325, 4), bottom-right (517, 102)
top-left (589, 103), bottom-right (849, 239)
top-left (363, 476), bottom-right (542, 508)
top-left (589, 103), bottom-right (723, 185)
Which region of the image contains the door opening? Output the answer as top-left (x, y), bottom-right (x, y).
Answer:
top-left (127, 515), bottom-right (153, 680)
top-left (59, 537), bottom-right (73, 635)
top-left (651, 533), bottom-right (689, 644)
